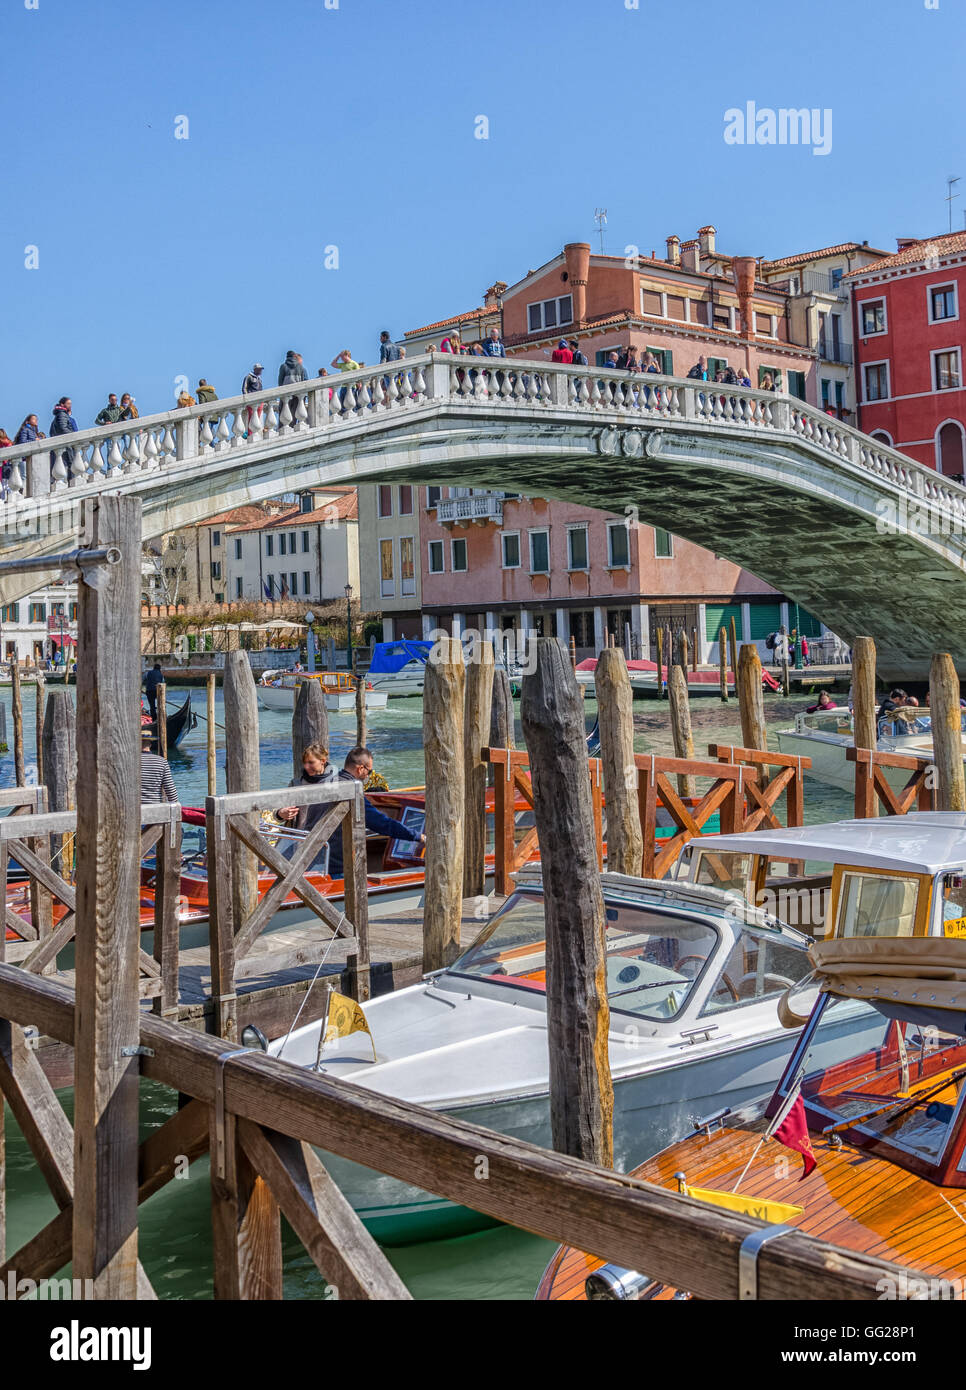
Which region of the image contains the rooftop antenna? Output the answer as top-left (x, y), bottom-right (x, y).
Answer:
top-left (594, 207), bottom-right (607, 255)
top-left (946, 176), bottom-right (960, 233)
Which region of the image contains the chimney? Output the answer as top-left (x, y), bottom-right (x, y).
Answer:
top-left (895, 236), bottom-right (919, 250)
top-left (732, 256), bottom-right (757, 339)
top-left (666, 235), bottom-right (681, 265)
top-left (680, 239), bottom-right (700, 273)
top-left (698, 225), bottom-right (717, 257)
top-left (564, 242), bottom-right (591, 324)
top-left (483, 280), bottom-right (507, 308)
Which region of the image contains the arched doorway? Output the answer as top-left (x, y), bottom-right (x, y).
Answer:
top-left (936, 420), bottom-right (966, 479)
top-left (870, 429), bottom-right (893, 447)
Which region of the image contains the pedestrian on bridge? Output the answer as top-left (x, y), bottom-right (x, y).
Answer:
top-left (483, 327), bottom-right (506, 358)
top-left (552, 339), bottom-right (574, 364)
top-left (379, 330), bottom-right (401, 363)
top-left (95, 394), bottom-right (122, 426)
top-left (569, 338), bottom-right (588, 367)
top-left (196, 379), bottom-right (218, 404)
top-left (49, 397), bottom-right (78, 476)
top-left (242, 363), bottom-right (264, 433)
top-left (279, 349), bottom-right (308, 423)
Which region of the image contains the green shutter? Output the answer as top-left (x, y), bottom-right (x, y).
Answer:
top-left (748, 602), bottom-right (782, 641)
top-left (705, 603), bottom-right (743, 642)
top-left (789, 371), bottom-right (807, 401)
top-left (708, 357), bottom-right (728, 378)
top-left (648, 348), bottom-right (673, 375)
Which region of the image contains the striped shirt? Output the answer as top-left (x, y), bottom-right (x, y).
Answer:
top-left (140, 752), bottom-right (178, 805)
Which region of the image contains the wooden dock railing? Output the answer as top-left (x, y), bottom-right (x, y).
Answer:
top-left (848, 745), bottom-right (935, 818)
top-left (708, 744), bottom-right (811, 831)
top-left (635, 754), bottom-right (752, 879)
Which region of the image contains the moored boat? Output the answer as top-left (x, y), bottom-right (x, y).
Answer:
top-left (256, 670), bottom-right (388, 712)
top-left (776, 704), bottom-right (966, 793)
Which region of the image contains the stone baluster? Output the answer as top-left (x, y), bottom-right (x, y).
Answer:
top-left (199, 417), bottom-right (214, 451)
top-left (589, 378), bottom-right (603, 410)
top-left (142, 431), bottom-right (160, 472)
top-left (123, 433), bottom-right (142, 473)
top-left (577, 376), bottom-right (591, 408)
top-left (107, 438), bottom-right (125, 478)
top-left (231, 409), bottom-right (247, 446)
top-left (512, 372), bottom-right (526, 405)
top-left (215, 413), bottom-right (232, 450)
top-left (70, 443), bottom-right (88, 486)
top-left (412, 365), bottom-right (427, 402)
top-left (526, 373), bottom-right (540, 406)
top-left (295, 396), bottom-right (310, 429)
top-left (6, 459), bottom-right (25, 500)
top-left (51, 450), bottom-right (70, 491)
top-left (159, 427), bottom-right (175, 468)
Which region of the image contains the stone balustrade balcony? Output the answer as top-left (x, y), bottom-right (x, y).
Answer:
top-left (436, 493), bottom-right (505, 527)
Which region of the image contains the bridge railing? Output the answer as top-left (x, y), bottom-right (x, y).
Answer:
top-left (3, 353), bottom-right (965, 530)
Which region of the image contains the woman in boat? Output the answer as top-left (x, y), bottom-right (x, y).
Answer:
top-left (806, 690), bottom-right (837, 714)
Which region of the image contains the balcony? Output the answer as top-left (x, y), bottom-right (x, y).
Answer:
top-left (436, 493), bottom-right (504, 527)
top-left (818, 339), bottom-right (853, 365)
top-left (802, 269), bottom-right (849, 298)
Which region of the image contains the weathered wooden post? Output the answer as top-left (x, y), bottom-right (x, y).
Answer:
top-left (42, 688), bottom-right (76, 874)
top-left (718, 627), bottom-right (729, 703)
top-left (665, 625), bottom-right (673, 693)
top-left (668, 665), bottom-right (696, 798)
top-left (10, 662), bottom-right (24, 787)
top-left (675, 628), bottom-right (688, 678)
top-left (488, 663), bottom-right (514, 782)
top-left (35, 674), bottom-right (45, 787)
top-left (929, 652), bottom-right (966, 812)
top-left (423, 634), bottom-right (465, 971)
top-left (157, 681), bottom-right (168, 760)
top-left (691, 627), bottom-right (698, 674)
top-left (728, 616), bottom-right (739, 693)
top-left (522, 638), bottom-right (614, 1166)
top-left (0, 701), bottom-right (8, 752)
top-left (781, 647), bottom-right (791, 697)
top-left (207, 672), bottom-right (217, 796)
top-left (656, 626), bottom-right (665, 699)
top-left (222, 650), bottom-right (260, 1032)
top-left (851, 636), bottom-right (878, 819)
top-left (738, 644), bottom-right (768, 758)
top-left (292, 676), bottom-right (328, 777)
top-left (463, 638), bottom-right (494, 899)
top-left (73, 494), bottom-right (143, 1298)
top-left (596, 648), bottom-right (643, 876)
top-left (569, 635), bottom-right (577, 672)
top-left (355, 675), bottom-right (367, 749)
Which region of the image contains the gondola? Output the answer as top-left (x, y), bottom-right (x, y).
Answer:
top-left (142, 691), bottom-right (196, 753)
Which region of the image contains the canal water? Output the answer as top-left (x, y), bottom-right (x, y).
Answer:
top-left (2, 682), bottom-right (855, 1299)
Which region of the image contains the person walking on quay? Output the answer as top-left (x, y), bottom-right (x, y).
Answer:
top-left (143, 660), bottom-right (164, 722)
top-left (140, 727), bottom-right (178, 805)
top-left (49, 396), bottom-right (78, 475)
top-left (277, 743), bottom-right (424, 877)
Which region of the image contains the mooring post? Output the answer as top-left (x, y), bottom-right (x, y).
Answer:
top-left (207, 672), bottom-right (217, 796)
top-left (219, 650), bottom-right (260, 1041)
top-left (656, 626), bottom-right (665, 699)
top-left (668, 665), bottom-right (696, 798)
top-left (781, 647), bottom-right (791, 697)
top-left (691, 627), bottom-right (698, 674)
top-left (10, 662), bottom-right (24, 788)
top-left (72, 494), bottom-right (143, 1299)
top-left (596, 648), bottom-right (643, 876)
top-left (463, 638), bottom-right (494, 899)
top-left (35, 673), bottom-right (45, 787)
top-left (42, 688), bottom-right (77, 878)
top-left (718, 627), bottom-right (729, 703)
top-left (488, 664), bottom-right (514, 787)
top-left (422, 633), bottom-right (465, 971)
top-left (929, 652), bottom-right (966, 812)
top-left (852, 636), bottom-right (877, 753)
top-left (157, 681), bottom-right (168, 760)
top-left (675, 627), bottom-right (688, 679)
top-left (728, 616), bottom-right (738, 696)
top-left (292, 676), bottom-right (328, 778)
top-left (737, 644), bottom-right (768, 785)
top-left (521, 638), bottom-right (614, 1166)
top-left (355, 673), bottom-right (367, 749)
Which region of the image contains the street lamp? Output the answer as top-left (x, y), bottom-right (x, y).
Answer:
top-left (304, 609), bottom-right (316, 673)
top-left (344, 583), bottom-right (353, 672)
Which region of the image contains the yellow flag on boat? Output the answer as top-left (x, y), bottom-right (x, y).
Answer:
top-left (320, 990), bottom-right (377, 1062)
top-left (685, 1185), bottom-right (803, 1224)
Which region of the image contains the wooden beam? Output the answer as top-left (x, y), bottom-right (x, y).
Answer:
top-left (521, 638), bottom-right (613, 1167)
top-left (237, 1119), bottom-right (410, 1300)
top-left (152, 812), bottom-right (182, 1020)
top-left (210, 1108), bottom-right (283, 1300)
top-left (422, 634), bottom-right (465, 971)
top-left (0, 1019), bottom-right (73, 1209)
top-left (232, 804), bottom-right (348, 957)
top-left (230, 810), bottom-right (353, 943)
top-left (340, 786), bottom-right (370, 1003)
top-left (929, 652), bottom-right (966, 811)
top-left (463, 639), bottom-right (494, 898)
top-left (595, 648), bottom-right (642, 876)
top-left (292, 676), bottom-right (328, 780)
top-left (72, 494), bottom-right (143, 1299)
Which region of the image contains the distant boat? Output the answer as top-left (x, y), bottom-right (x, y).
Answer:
top-left (256, 670), bottom-right (388, 713)
top-left (364, 640), bottom-right (433, 698)
top-left (776, 704), bottom-right (966, 792)
top-left (141, 691), bottom-right (195, 752)
top-left (576, 656), bottom-right (778, 696)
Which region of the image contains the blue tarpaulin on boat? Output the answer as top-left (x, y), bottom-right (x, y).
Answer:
top-left (367, 640), bottom-right (434, 675)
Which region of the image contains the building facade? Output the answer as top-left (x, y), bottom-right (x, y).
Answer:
top-left (0, 584), bottom-right (79, 665)
top-left (847, 232), bottom-right (966, 475)
top-left (357, 483), bottom-right (424, 640)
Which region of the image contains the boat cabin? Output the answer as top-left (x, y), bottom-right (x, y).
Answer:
top-left (676, 813), bottom-right (966, 943)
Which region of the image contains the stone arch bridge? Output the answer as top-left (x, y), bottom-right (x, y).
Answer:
top-left (2, 353), bottom-right (964, 681)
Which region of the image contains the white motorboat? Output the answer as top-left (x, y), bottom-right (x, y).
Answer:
top-left (256, 670), bottom-right (388, 713)
top-left (363, 640), bottom-right (430, 698)
top-left (270, 865), bottom-right (881, 1244)
top-left (776, 704), bottom-right (966, 792)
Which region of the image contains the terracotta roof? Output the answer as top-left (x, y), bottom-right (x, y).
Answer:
top-left (844, 231), bottom-right (966, 278)
top-left (763, 242), bottom-right (885, 270)
top-left (198, 504), bottom-right (279, 528)
top-left (226, 493), bottom-right (358, 532)
top-left (405, 305), bottom-right (500, 337)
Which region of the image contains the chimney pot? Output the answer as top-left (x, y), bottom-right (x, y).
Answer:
top-left (666, 235), bottom-right (681, 265)
top-left (698, 225), bottom-right (717, 257)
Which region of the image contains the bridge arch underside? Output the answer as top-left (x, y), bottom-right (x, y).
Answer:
top-left (5, 410), bottom-right (965, 682)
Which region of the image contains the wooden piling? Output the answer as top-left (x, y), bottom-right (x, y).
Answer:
top-left (292, 677), bottom-right (328, 779)
top-left (781, 650), bottom-right (791, 697)
top-left (929, 652), bottom-right (966, 812)
top-left (223, 652), bottom-right (260, 977)
top-left (35, 675), bottom-right (45, 788)
top-left (207, 673), bottom-right (217, 797)
top-left (656, 627), bottom-right (665, 699)
top-left (737, 644), bottom-right (768, 759)
top-left (489, 665), bottom-right (514, 749)
top-left (569, 635), bottom-right (577, 672)
top-left (691, 627), bottom-right (698, 674)
top-left (852, 636), bottom-right (877, 753)
top-left (422, 635), bottom-right (465, 972)
top-left (668, 665), bottom-right (696, 798)
top-left (463, 639), bottom-right (494, 899)
top-left (355, 676), bottom-right (367, 750)
top-left (72, 494), bottom-right (143, 1298)
top-left (521, 638), bottom-right (614, 1167)
top-left (718, 628), bottom-right (728, 703)
top-left (595, 648), bottom-right (643, 876)
top-left (157, 682), bottom-right (168, 760)
top-left (10, 663), bottom-right (24, 788)
top-left (675, 628), bottom-right (688, 678)
top-left (728, 616), bottom-right (738, 693)
top-left (42, 690), bottom-right (76, 875)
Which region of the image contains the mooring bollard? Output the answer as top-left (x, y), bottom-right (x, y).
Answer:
top-left (463, 638), bottom-right (494, 899)
top-left (422, 633), bottom-right (465, 972)
top-left (929, 651), bottom-right (966, 812)
top-left (596, 647), bottom-right (643, 876)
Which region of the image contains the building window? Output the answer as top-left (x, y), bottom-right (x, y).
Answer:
top-left (215, 592), bottom-right (224, 605)
top-left (830, 267), bottom-right (844, 288)
top-left (380, 539), bottom-right (394, 597)
top-left (426, 486), bottom-right (441, 508)
top-left (69, 603), bottom-right (78, 621)
top-left (502, 533), bottom-right (521, 569)
top-left (235, 578), bottom-right (243, 599)
top-left (378, 485), bottom-right (393, 518)
top-left (265, 535), bottom-right (273, 557)
top-left (302, 530), bottom-right (309, 553)
top-left (400, 537), bottom-right (415, 595)
top-left (755, 312), bottom-right (775, 336)
top-left (929, 284), bottom-right (958, 323)
top-left (608, 522), bottom-right (630, 568)
top-left (933, 349), bottom-right (962, 391)
top-left (690, 300), bottom-right (709, 327)
top-left (527, 294), bottom-right (573, 333)
top-left (788, 370), bottom-right (807, 401)
top-left (666, 294), bottom-right (687, 321)
top-left (303, 572), bottom-right (312, 595)
top-left (647, 347), bottom-right (673, 375)
top-left (451, 538), bottom-right (467, 572)
top-left (863, 361), bottom-right (890, 402)
top-left (212, 530), bottom-right (221, 546)
top-left (640, 288), bottom-right (663, 317)
top-left (279, 533), bottom-right (287, 556)
top-left (29, 603), bottom-right (45, 623)
top-left (211, 561), bottom-right (222, 580)
top-left (1, 605), bottom-right (18, 623)
top-left (860, 299), bottom-right (886, 335)
top-left (290, 572), bottom-right (298, 595)
top-left (398, 485), bottom-right (413, 515)
top-left (654, 528), bottom-right (673, 558)
top-left (529, 529), bottom-right (550, 574)
top-left (712, 303), bottom-right (734, 331)
top-left (428, 540), bottom-right (444, 573)
top-left (758, 365), bottom-right (783, 389)
top-left (567, 526), bottom-right (589, 571)
top-left (707, 356), bottom-right (728, 380)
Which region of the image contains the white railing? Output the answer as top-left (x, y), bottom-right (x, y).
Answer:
top-left (436, 493), bottom-right (504, 524)
top-left (2, 353), bottom-right (965, 533)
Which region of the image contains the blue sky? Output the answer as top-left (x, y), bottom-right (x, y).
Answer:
top-left (1, 0), bottom-right (962, 430)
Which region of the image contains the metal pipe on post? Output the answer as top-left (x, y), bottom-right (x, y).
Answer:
top-left (596, 648), bottom-right (643, 876)
top-left (463, 639), bottom-right (494, 900)
top-left (157, 682), bottom-right (167, 760)
top-left (422, 634), bottom-right (465, 972)
top-left (668, 665), bottom-right (696, 798)
top-left (207, 672), bottom-right (217, 797)
top-left (10, 662), bottom-right (24, 787)
top-left (292, 676), bottom-right (328, 779)
top-left (72, 495), bottom-right (143, 1299)
top-left (718, 627), bottom-right (729, 703)
top-left (521, 638), bottom-right (614, 1167)
top-left (929, 653), bottom-right (966, 812)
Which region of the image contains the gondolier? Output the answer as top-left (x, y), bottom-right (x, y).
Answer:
top-left (143, 661), bottom-right (164, 720)
top-left (140, 727), bottom-right (178, 805)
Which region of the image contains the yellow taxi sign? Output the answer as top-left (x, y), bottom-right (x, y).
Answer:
top-left (685, 1184), bottom-right (803, 1224)
top-left (944, 915), bottom-right (966, 939)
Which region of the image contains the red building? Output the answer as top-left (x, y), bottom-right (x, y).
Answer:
top-left (847, 232), bottom-right (966, 475)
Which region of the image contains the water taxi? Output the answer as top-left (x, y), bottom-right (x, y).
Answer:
top-left (776, 704), bottom-right (966, 792)
top-left (537, 935), bottom-right (966, 1300)
top-left (256, 670), bottom-right (388, 713)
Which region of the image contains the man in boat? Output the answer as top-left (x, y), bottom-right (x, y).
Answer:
top-left (143, 661), bottom-right (164, 722)
top-left (277, 743), bottom-right (423, 877)
top-left (140, 727), bottom-right (178, 805)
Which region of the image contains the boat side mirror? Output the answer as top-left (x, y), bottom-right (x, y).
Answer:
top-left (240, 1025), bottom-right (268, 1052)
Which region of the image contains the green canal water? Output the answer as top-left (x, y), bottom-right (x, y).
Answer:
top-left (1, 682), bottom-right (854, 1299)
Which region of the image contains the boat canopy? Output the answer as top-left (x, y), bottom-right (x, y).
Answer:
top-left (367, 640), bottom-right (433, 674)
top-left (811, 935), bottom-right (966, 1035)
top-left (688, 812), bottom-right (966, 875)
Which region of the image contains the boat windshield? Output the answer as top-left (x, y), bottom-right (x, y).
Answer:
top-left (802, 708), bottom-right (851, 733)
top-left (688, 849), bottom-right (754, 897)
top-left (448, 890), bottom-right (719, 1021)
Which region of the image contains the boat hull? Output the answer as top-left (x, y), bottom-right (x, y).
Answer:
top-left (256, 685), bottom-right (387, 712)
